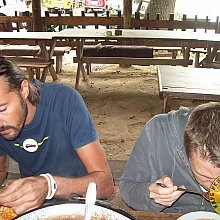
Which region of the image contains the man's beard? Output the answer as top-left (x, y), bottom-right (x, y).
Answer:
top-left (0, 94), bottom-right (28, 141)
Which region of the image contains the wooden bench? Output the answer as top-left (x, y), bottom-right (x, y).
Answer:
top-left (73, 44), bottom-right (155, 88)
top-left (80, 44), bottom-right (153, 68)
top-left (0, 45), bottom-right (71, 75)
top-left (158, 65), bottom-right (220, 112)
top-left (190, 48), bottom-right (207, 67)
top-left (73, 43), bottom-right (193, 89)
top-left (6, 56), bottom-right (54, 82)
top-left (153, 46), bottom-right (182, 59)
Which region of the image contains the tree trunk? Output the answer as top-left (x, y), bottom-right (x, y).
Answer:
top-left (145, 0), bottom-right (176, 20)
top-left (123, 0), bottom-right (132, 28)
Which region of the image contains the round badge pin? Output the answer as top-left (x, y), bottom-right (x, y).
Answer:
top-left (209, 176), bottom-right (220, 214)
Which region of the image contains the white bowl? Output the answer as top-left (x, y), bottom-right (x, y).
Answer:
top-left (178, 211), bottom-right (220, 220)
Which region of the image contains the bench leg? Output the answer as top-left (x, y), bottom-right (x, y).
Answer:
top-left (85, 63), bottom-right (91, 75)
top-left (194, 52), bottom-right (200, 67)
top-left (27, 68), bottom-right (34, 80)
top-left (75, 62), bottom-right (88, 89)
top-left (35, 69), bottom-right (41, 80)
top-left (49, 66), bottom-right (58, 81)
top-left (81, 64), bottom-right (87, 81)
top-left (75, 63), bottom-right (81, 90)
top-left (56, 54), bottom-right (63, 74)
top-left (172, 50), bottom-right (178, 59)
top-left (41, 67), bottom-right (49, 82)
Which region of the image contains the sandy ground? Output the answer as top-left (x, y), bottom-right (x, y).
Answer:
top-left (48, 51), bottom-right (201, 161)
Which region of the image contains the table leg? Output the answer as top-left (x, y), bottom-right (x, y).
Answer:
top-left (207, 43), bottom-right (218, 62)
top-left (38, 40), bottom-right (58, 81)
top-left (164, 96), bottom-right (172, 113)
top-left (181, 43), bottom-right (191, 67)
top-left (201, 43), bottom-right (219, 68)
top-left (75, 39), bottom-right (87, 89)
top-left (194, 51), bottom-right (200, 67)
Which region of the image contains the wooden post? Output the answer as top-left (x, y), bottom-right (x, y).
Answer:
top-left (205, 16), bottom-right (209, 33)
top-left (134, 12), bottom-right (140, 29)
top-left (106, 11), bottom-right (110, 29)
top-left (194, 15), bottom-right (198, 32)
top-left (94, 11), bottom-right (98, 29)
top-left (32, 0), bottom-right (42, 31)
top-left (81, 11), bottom-right (86, 29)
top-left (14, 11), bottom-right (20, 32)
top-left (117, 10), bottom-right (122, 29)
top-left (182, 14), bottom-right (186, 31)
top-left (123, 0), bottom-right (132, 29)
top-left (168, 13), bottom-right (174, 31)
top-left (58, 10), bottom-right (62, 31)
top-left (215, 16), bottom-right (219, 34)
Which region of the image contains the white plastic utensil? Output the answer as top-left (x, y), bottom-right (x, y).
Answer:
top-left (84, 182), bottom-right (97, 220)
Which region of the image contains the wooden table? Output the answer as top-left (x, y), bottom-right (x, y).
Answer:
top-left (0, 180), bottom-right (182, 220)
top-left (131, 210), bottom-right (182, 220)
top-left (158, 65), bottom-right (220, 112)
top-left (108, 186), bottom-right (182, 220)
top-left (4, 158), bottom-right (183, 219)
top-left (54, 29), bottom-right (198, 89)
top-left (0, 31), bottom-right (58, 81)
top-left (196, 32), bottom-right (220, 68)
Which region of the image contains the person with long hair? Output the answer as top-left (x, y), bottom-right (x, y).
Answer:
top-left (0, 56), bottom-right (114, 215)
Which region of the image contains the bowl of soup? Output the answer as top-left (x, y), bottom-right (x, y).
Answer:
top-left (15, 203), bottom-right (135, 220)
top-left (177, 211), bottom-right (220, 220)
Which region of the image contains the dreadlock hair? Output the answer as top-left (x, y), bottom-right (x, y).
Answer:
top-left (0, 56), bottom-right (40, 105)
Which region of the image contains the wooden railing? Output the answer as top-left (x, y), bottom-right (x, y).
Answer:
top-left (132, 13), bottom-right (220, 33)
top-left (0, 11), bottom-right (32, 32)
top-left (43, 10), bottom-right (123, 31)
top-left (0, 11), bottom-right (219, 33)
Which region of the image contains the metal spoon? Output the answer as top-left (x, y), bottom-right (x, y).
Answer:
top-left (156, 182), bottom-right (210, 201)
top-left (84, 182), bottom-right (97, 220)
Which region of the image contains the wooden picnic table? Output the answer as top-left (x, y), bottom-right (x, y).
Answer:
top-left (0, 31), bottom-right (58, 81)
top-left (195, 32), bottom-right (220, 67)
top-left (4, 158), bottom-right (183, 220)
top-left (130, 210), bottom-right (182, 220)
top-left (53, 29), bottom-right (198, 89)
top-left (0, 180), bottom-right (182, 220)
top-left (157, 65), bottom-right (220, 112)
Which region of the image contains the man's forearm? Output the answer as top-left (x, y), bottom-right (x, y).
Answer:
top-left (120, 181), bottom-right (164, 211)
top-left (52, 171), bottom-right (114, 199)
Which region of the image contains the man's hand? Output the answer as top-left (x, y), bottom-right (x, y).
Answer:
top-left (148, 176), bottom-right (185, 207)
top-left (0, 176), bottom-right (48, 215)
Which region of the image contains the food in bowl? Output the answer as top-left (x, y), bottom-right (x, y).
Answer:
top-left (16, 203), bottom-right (133, 220)
top-left (0, 206), bottom-right (17, 220)
top-left (42, 216), bottom-right (106, 220)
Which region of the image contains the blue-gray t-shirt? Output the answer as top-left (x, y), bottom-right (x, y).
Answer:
top-left (0, 82), bottom-right (98, 178)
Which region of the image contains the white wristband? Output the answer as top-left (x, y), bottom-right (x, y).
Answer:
top-left (40, 174), bottom-right (51, 199)
top-left (46, 173), bottom-right (57, 199)
top-left (40, 173), bottom-right (57, 200)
